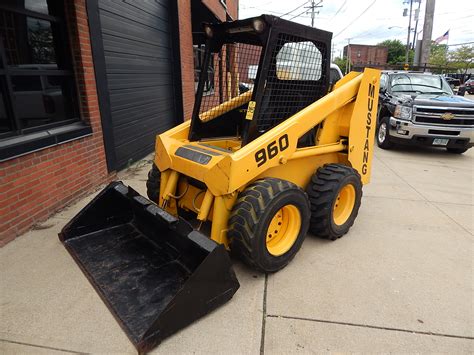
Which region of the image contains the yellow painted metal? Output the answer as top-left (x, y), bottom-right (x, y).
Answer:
top-left (177, 181), bottom-right (201, 212)
top-left (333, 184), bottom-right (356, 225)
top-left (155, 69), bottom-right (379, 195)
top-left (152, 68), bottom-right (380, 247)
top-left (256, 153), bottom-right (338, 190)
top-left (199, 91), bottom-right (253, 123)
top-left (162, 170), bottom-right (179, 203)
top-left (210, 194), bottom-right (237, 247)
top-left (346, 69), bottom-right (380, 184)
top-left (159, 170), bottom-right (177, 215)
top-left (290, 141), bottom-right (346, 159)
top-left (197, 189), bottom-right (214, 221)
top-left (266, 204), bottom-right (301, 256)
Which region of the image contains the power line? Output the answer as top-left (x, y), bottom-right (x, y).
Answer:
top-left (329, 0), bottom-right (347, 20)
top-left (288, 8), bottom-right (309, 20)
top-left (333, 0), bottom-right (378, 38)
top-left (280, 1), bottom-right (310, 18)
top-left (447, 41), bottom-right (474, 46)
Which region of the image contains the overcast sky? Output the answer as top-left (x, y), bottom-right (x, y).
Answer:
top-left (239, 0), bottom-right (474, 59)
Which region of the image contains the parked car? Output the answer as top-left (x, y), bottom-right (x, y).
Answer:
top-left (445, 76), bottom-right (460, 88)
top-left (329, 63), bottom-right (343, 86)
top-left (464, 79), bottom-right (474, 94)
top-left (376, 71), bottom-right (474, 154)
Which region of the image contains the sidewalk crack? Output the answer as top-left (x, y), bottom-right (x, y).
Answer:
top-left (260, 274), bottom-right (268, 355)
top-left (0, 339), bottom-right (86, 354)
top-left (266, 314), bottom-right (474, 340)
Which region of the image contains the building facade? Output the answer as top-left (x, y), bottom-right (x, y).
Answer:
top-left (343, 44), bottom-right (388, 67)
top-left (0, 0), bottom-right (238, 245)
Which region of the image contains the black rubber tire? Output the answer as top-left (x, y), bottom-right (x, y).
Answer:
top-left (306, 164), bottom-right (362, 241)
top-left (376, 116), bottom-right (394, 149)
top-left (446, 147), bottom-right (468, 154)
top-left (228, 178), bottom-right (310, 273)
top-left (146, 163), bottom-right (160, 202)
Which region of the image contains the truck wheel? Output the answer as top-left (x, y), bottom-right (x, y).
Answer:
top-left (306, 164), bottom-right (362, 240)
top-left (228, 178), bottom-right (310, 273)
top-left (446, 147), bottom-right (468, 154)
top-left (376, 117), bottom-right (393, 149)
top-left (146, 163), bottom-right (160, 202)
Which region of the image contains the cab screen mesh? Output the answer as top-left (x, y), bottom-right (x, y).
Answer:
top-left (256, 33), bottom-right (328, 133)
top-left (198, 43), bottom-right (262, 116)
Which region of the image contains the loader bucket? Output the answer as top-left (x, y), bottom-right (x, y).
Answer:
top-left (59, 182), bottom-right (240, 353)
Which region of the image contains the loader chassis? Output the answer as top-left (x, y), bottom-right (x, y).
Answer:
top-left (60, 15), bottom-right (380, 352)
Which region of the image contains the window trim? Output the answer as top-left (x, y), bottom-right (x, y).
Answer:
top-left (0, 1), bottom-right (88, 161)
top-left (0, 122), bottom-right (92, 162)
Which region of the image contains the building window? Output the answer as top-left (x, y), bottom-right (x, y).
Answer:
top-left (193, 44), bottom-right (214, 96)
top-left (0, 0), bottom-right (87, 160)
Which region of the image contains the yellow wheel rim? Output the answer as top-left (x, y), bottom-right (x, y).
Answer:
top-left (266, 205), bottom-right (301, 256)
top-left (333, 184), bottom-right (356, 226)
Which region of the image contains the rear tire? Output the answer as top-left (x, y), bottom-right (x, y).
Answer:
top-left (228, 178), bottom-right (310, 273)
top-left (146, 164), bottom-right (160, 202)
top-left (376, 117), bottom-right (393, 149)
top-left (306, 164), bottom-right (362, 240)
top-left (446, 147), bottom-right (468, 154)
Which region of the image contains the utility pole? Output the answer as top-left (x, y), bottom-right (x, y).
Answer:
top-left (345, 38), bottom-right (351, 74)
top-left (305, 0), bottom-right (323, 27)
top-left (412, 0), bottom-right (422, 49)
top-left (405, 0), bottom-right (413, 66)
top-left (420, 0), bottom-right (435, 66)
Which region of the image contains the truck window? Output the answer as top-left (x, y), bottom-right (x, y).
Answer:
top-left (330, 68), bottom-right (341, 84)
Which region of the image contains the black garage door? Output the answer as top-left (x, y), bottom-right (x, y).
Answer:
top-left (88, 0), bottom-right (180, 170)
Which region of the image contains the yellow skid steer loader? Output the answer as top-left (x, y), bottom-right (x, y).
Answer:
top-left (60, 15), bottom-right (379, 352)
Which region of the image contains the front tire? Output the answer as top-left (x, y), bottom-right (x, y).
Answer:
top-left (306, 164), bottom-right (362, 240)
top-left (146, 163), bottom-right (160, 202)
top-left (376, 116), bottom-right (393, 149)
top-left (228, 178), bottom-right (310, 273)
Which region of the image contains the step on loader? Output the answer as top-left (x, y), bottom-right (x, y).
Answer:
top-left (60, 15), bottom-right (380, 352)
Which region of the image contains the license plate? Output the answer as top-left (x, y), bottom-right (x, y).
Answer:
top-left (433, 138), bottom-right (449, 146)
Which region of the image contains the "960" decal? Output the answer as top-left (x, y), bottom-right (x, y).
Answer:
top-left (255, 134), bottom-right (289, 167)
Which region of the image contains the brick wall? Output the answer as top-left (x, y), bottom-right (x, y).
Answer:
top-left (345, 44), bottom-right (388, 65)
top-left (178, 0), bottom-right (195, 120)
top-left (0, 0), bottom-right (110, 246)
top-left (178, 0), bottom-right (239, 121)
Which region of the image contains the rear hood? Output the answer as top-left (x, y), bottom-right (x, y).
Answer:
top-left (413, 94), bottom-right (474, 108)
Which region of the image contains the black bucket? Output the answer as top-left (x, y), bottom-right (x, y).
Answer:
top-left (59, 182), bottom-right (240, 353)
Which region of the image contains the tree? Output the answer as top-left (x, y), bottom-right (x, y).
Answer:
top-left (377, 39), bottom-right (405, 64)
top-left (429, 42), bottom-right (448, 68)
top-left (449, 45), bottom-right (474, 75)
top-left (333, 57), bottom-right (347, 73)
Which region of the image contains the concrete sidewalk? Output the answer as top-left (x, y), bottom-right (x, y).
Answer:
top-left (1, 146), bottom-right (473, 354)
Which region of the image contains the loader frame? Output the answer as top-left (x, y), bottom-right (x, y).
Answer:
top-left (155, 59), bottom-right (379, 248)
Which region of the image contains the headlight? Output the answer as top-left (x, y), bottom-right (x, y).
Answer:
top-left (204, 25), bottom-right (213, 38)
top-left (252, 19), bottom-right (265, 33)
top-left (393, 105), bottom-right (412, 120)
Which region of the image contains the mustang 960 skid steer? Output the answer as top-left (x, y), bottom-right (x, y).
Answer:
top-left (60, 15), bottom-right (380, 352)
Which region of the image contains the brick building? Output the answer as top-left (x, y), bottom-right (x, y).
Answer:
top-left (0, 0), bottom-right (238, 245)
top-left (344, 44), bottom-right (388, 66)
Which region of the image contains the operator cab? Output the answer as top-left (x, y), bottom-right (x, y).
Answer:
top-left (189, 15), bottom-right (332, 145)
